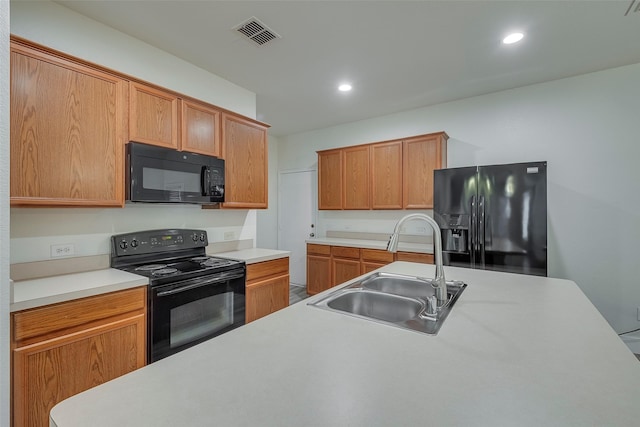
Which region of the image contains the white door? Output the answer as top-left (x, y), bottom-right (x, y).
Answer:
top-left (278, 169), bottom-right (316, 285)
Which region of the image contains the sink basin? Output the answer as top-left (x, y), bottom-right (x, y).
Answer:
top-left (326, 290), bottom-right (424, 323)
top-left (308, 272), bottom-right (466, 335)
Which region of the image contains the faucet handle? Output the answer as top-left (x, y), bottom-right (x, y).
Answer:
top-left (425, 295), bottom-right (438, 316)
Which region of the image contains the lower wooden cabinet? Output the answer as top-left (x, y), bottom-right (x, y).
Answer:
top-left (306, 243), bottom-right (434, 295)
top-left (245, 257), bottom-right (290, 323)
top-left (11, 287), bottom-right (147, 427)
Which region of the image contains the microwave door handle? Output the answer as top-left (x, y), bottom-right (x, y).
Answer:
top-left (156, 271), bottom-right (245, 297)
top-left (201, 166), bottom-right (211, 196)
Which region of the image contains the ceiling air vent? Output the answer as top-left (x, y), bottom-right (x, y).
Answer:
top-left (233, 17), bottom-right (281, 46)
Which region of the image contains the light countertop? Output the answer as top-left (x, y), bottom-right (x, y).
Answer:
top-left (50, 262), bottom-right (640, 426)
top-left (307, 237), bottom-right (433, 254)
top-left (10, 269), bottom-right (148, 312)
top-left (212, 248), bottom-right (290, 264)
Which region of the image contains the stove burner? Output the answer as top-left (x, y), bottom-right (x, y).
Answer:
top-left (135, 264), bottom-right (168, 271)
top-left (201, 258), bottom-right (229, 267)
top-left (191, 256), bottom-right (211, 262)
top-left (152, 268), bottom-right (179, 276)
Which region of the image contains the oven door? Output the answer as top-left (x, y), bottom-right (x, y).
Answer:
top-left (149, 268), bottom-right (245, 362)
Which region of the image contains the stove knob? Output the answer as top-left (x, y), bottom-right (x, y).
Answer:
top-left (192, 234), bottom-right (198, 242)
top-left (130, 239), bottom-right (138, 248)
top-left (119, 240), bottom-right (128, 250)
top-left (200, 233), bottom-right (206, 242)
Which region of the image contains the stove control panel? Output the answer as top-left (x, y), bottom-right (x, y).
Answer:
top-left (111, 229), bottom-right (208, 257)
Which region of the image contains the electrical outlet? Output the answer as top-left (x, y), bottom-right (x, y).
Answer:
top-left (223, 231), bottom-right (235, 241)
top-left (51, 243), bottom-right (75, 258)
top-left (416, 226), bottom-right (427, 234)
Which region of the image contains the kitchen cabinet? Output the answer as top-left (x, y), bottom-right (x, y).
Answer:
top-left (343, 145), bottom-right (370, 209)
top-left (331, 246), bottom-right (361, 286)
top-left (306, 243), bottom-right (434, 295)
top-left (371, 141), bottom-right (403, 209)
top-left (361, 248), bottom-right (395, 273)
top-left (317, 149), bottom-right (343, 210)
top-left (181, 98), bottom-right (221, 157)
top-left (396, 251), bottom-right (434, 264)
top-left (306, 244), bottom-right (332, 295)
top-left (9, 38), bottom-right (127, 207)
top-left (403, 132), bottom-right (448, 209)
top-left (129, 81), bottom-right (179, 149)
top-left (11, 287), bottom-right (146, 427)
top-left (245, 257), bottom-right (290, 323)
top-left (317, 131), bottom-right (447, 210)
top-left (221, 113), bottom-right (269, 208)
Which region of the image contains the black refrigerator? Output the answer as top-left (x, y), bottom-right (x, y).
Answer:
top-left (433, 161), bottom-right (547, 277)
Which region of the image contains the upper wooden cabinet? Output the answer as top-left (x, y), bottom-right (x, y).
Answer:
top-left (343, 145), bottom-right (370, 209)
top-left (181, 99), bottom-right (221, 157)
top-left (129, 81), bottom-right (179, 149)
top-left (221, 113), bottom-right (269, 208)
top-left (403, 132), bottom-right (448, 209)
top-left (318, 149), bottom-right (343, 210)
top-left (10, 40), bottom-right (128, 207)
top-left (317, 131), bottom-right (447, 210)
top-left (371, 140), bottom-right (403, 209)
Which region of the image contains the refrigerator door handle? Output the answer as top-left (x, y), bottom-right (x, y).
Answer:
top-left (470, 195), bottom-right (476, 268)
top-left (479, 195), bottom-right (486, 268)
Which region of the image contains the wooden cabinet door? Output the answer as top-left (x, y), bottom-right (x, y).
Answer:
top-left (246, 274), bottom-right (290, 323)
top-left (129, 81), bottom-right (179, 149)
top-left (10, 42), bottom-right (127, 207)
top-left (403, 133), bottom-right (448, 209)
top-left (332, 258), bottom-right (361, 287)
top-left (343, 145), bottom-right (370, 209)
top-left (318, 149), bottom-right (343, 210)
top-left (181, 99), bottom-right (221, 157)
top-left (371, 141), bottom-right (403, 209)
top-left (307, 255), bottom-right (331, 295)
top-left (221, 113), bottom-right (268, 208)
top-left (12, 314), bottom-right (145, 427)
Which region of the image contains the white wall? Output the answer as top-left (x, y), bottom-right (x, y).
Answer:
top-left (9, 0), bottom-right (260, 262)
top-left (277, 63), bottom-right (640, 334)
top-left (1, 2), bottom-right (11, 425)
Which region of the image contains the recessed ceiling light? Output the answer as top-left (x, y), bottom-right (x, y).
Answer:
top-left (503, 32), bottom-right (524, 45)
top-left (338, 83), bottom-right (352, 92)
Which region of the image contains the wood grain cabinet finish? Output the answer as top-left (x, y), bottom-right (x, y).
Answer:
top-left (306, 244), bottom-right (434, 294)
top-left (11, 287), bottom-right (147, 427)
top-left (317, 149), bottom-right (343, 210)
top-left (317, 132), bottom-right (447, 210)
top-left (343, 145), bottom-right (370, 209)
top-left (10, 40), bottom-right (127, 207)
top-left (245, 257), bottom-right (290, 323)
top-left (403, 132), bottom-right (448, 209)
top-left (129, 81), bottom-right (179, 149)
top-left (306, 244), bottom-right (332, 295)
top-left (371, 141), bottom-right (403, 209)
top-left (181, 99), bottom-right (221, 157)
top-left (221, 113), bottom-right (269, 208)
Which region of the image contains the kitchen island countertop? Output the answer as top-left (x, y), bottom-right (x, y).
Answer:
top-left (50, 262), bottom-right (640, 426)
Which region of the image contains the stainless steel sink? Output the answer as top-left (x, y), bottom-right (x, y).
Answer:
top-left (308, 272), bottom-right (466, 335)
top-left (326, 289), bottom-right (424, 323)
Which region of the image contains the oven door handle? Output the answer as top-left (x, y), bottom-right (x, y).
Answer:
top-left (156, 271), bottom-right (245, 297)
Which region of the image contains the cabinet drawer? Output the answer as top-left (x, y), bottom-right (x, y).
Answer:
top-left (361, 248), bottom-right (394, 263)
top-left (331, 246), bottom-right (360, 259)
top-left (13, 287), bottom-right (146, 345)
top-left (307, 243), bottom-right (331, 256)
top-left (395, 252), bottom-right (434, 264)
top-left (246, 257), bottom-right (289, 283)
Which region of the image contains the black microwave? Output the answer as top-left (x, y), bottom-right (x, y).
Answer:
top-left (126, 142), bottom-right (224, 204)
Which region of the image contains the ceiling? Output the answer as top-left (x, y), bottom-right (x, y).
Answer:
top-left (54, 0), bottom-right (640, 137)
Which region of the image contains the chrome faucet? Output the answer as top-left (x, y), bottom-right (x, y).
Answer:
top-left (387, 213), bottom-right (448, 307)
